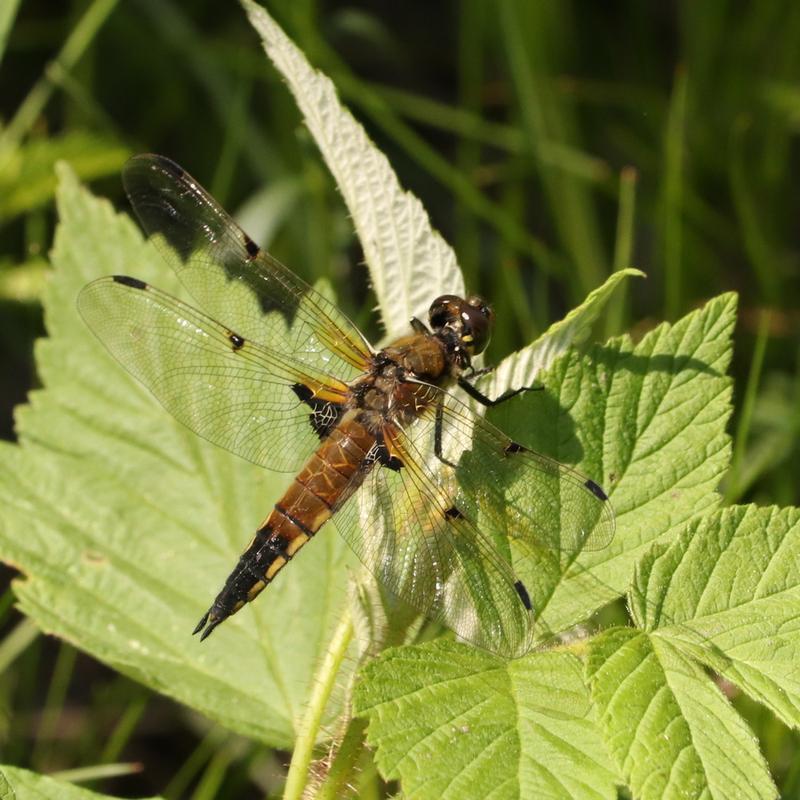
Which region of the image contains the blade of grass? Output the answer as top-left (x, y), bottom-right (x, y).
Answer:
top-left (0, 0), bottom-right (21, 69)
top-left (0, 616), bottom-right (40, 673)
top-left (44, 61), bottom-right (124, 139)
top-left (136, 0), bottom-right (283, 182)
top-left (295, 26), bottom-right (562, 279)
top-left (369, 84), bottom-right (610, 183)
top-left (99, 692), bottom-right (149, 764)
top-left (455, 0), bottom-right (487, 290)
top-left (50, 763), bottom-right (144, 783)
top-left (164, 729), bottom-right (226, 800)
top-left (379, 85), bottom-right (522, 152)
top-left (0, 0), bottom-right (119, 158)
top-left (495, 155), bottom-right (538, 349)
top-left (604, 166), bottom-right (638, 338)
top-left (729, 117), bottom-right (780, 304)
top-left (191, 747), bottom-right (236, 800)
top-left (662, 65), bottom-right (688, 320)
top-left (500, 0), bottom-right (606, 300)
top-left (31, 642), bottom-right (78, 770)
top-left (725, 309), bottom-right (771, 503)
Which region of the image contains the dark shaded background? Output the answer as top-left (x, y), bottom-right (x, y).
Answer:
top-left (1, 1), bottom-right (799, 797)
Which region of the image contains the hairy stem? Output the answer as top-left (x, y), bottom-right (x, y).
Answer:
top-left (283, 610), bottom-right (354, 800)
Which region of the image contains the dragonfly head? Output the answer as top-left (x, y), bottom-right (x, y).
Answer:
top-left (429, 294), bottom-right (494, 366)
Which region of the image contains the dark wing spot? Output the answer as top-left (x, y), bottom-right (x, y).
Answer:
top-left (584, 479), bottom-right (608, 501)
top-left (112, 275), bottom-right (147, 290)
top-left (244, 235), bottom-right (260, 260)
top-left (444, 506), bottom-right (464, 520)
top-left (514, 580), bottom-right (532, 611)
top-left (228, 331), bottom-right (245, 350)
top-left (504, 441), bottom-right (528, 455)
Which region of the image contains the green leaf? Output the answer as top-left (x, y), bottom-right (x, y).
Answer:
top-left (353, 640), bottom-right (619, 800)
top-left (586, 627), bottom-right (776, 800)
top-left (0, 164), bottom-right (357, 748)
top-left (242, 0), bottom-right (465, 337)
top-left (631, 505), bottom-right (800, 729)
top-left (490, 292), bottom-right (736, 634)
top-left (0, 131), bottom-right (129, 221)
top-left (0, 765), bottom-right (162, 800)
top-left (354, 293), bottom-right (736, 796)
top-left (481, 267), bottom-right (645, 399)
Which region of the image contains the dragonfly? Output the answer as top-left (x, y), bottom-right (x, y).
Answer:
top-left (78, 154), bottom-right (614, 659)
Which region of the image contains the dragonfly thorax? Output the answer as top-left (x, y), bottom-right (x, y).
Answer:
top-left (351, 337), bottom-right (448, 425)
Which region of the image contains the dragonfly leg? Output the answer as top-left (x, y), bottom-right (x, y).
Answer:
top-left (433, 398), bottom-right (458, 468)
top-left (457, 375), bottom-right (542, 407)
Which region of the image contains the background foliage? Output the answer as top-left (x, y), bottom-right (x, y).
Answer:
top-left (1, 1), bottom-right (799, 798)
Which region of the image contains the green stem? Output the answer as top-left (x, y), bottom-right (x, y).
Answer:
top-left (283, 610), bottom-right (354, 800)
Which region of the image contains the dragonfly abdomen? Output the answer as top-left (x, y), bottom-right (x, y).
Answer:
top-left (194, 411), bottom-right (376, 639)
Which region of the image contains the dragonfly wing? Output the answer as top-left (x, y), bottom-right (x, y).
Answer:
top-left (122, 154), bottom-right (373, 382)
top-left (332, 382), bottom-right (614, 656)
top-left (433, 389), bottom-right (615, 553)
top-left (78, 276), bottom-right (349, 473)
top-left (332, 412), bottom-right (535, 659)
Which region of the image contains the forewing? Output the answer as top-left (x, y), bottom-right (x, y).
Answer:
top-left (332, 409), bottom-right (535, 659)
top-left (78, 276), bottom-right (348, 472)
top-left (122, 153), bottom-right (373, 382)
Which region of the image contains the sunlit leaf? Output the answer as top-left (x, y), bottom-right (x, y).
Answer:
top-left (354, 641), bottom-right (619, 800)
top-left (242, 0), bottom-right (465, 337)
top-left (0, 765), bottom-right (160, 800)
top-left (587, 627), bottom-right (776, 800)
top-left (631, 505), bottom-right (800, 730)
top-left (0, 164), bottom-right (356, 748)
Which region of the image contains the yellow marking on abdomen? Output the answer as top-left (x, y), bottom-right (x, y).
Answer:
top-left (247, 580), bottom-right (267, 601)
top-left (285, 533), bottom-right (310, 557)
top-left (265, 555), bottom-right (287, 580)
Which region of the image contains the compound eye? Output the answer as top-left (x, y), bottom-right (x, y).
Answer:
top-left (459, 296), bottom-right (493, 355)
top-left (466, 295), bottom-right (493, 322)
top-left (428, 294), bottom-right (460, 330)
